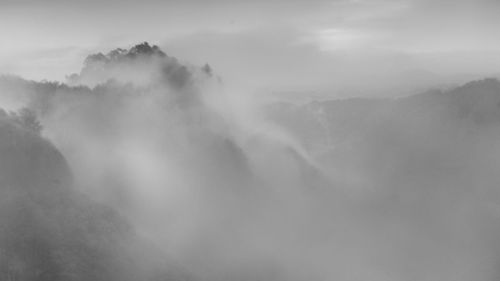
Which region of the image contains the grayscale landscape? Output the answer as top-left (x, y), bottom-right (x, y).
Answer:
top-left (1, 1), bottom-right (500, 280)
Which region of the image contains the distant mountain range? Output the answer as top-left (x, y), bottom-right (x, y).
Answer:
top-left (265, 78), bottom-right (500, 281)
top-left (266, 78), bottom-right (500, 155)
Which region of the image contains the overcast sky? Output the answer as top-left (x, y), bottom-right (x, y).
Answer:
top-left (1, 0), bottom-right (500, 97)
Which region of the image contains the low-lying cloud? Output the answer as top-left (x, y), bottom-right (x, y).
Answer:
top-left (1, 42), bottom-right (500, 281)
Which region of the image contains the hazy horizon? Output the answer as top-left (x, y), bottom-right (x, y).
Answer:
top-left (2, 0), bottom-right (500, 99)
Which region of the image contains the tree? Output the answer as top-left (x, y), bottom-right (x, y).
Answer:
top-left (13, 108), bottom-right (42, 134)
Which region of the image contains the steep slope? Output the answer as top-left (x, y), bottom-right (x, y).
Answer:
top-left (0, 109), bottom-right (190, 281)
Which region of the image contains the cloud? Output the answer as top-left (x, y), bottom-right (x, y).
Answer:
top-left (162, 27), bottom-right (449, 99)
top-left (2, 34), bottom-right (500, 280)
top-left (2, 0), bottom-right (500, 96)
top-left (0, 42), bottom-right (351, 281)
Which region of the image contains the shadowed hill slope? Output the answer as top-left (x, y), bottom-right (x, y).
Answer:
top-left (0, 109), bottom-right (191, 281)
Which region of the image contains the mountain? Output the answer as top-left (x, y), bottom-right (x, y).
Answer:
top-left (266, 78), bottom-right (500, 154)
top-left (3, 41), bottom-right (500, 281)
top-left (0, 108), bottom-right (191, 281)
top-left (265, 78), bottom-right (500, 189)
top-left (264, 78), bottom-right (500, 280)
top-left (0, 43), bottom-right (340, 281)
